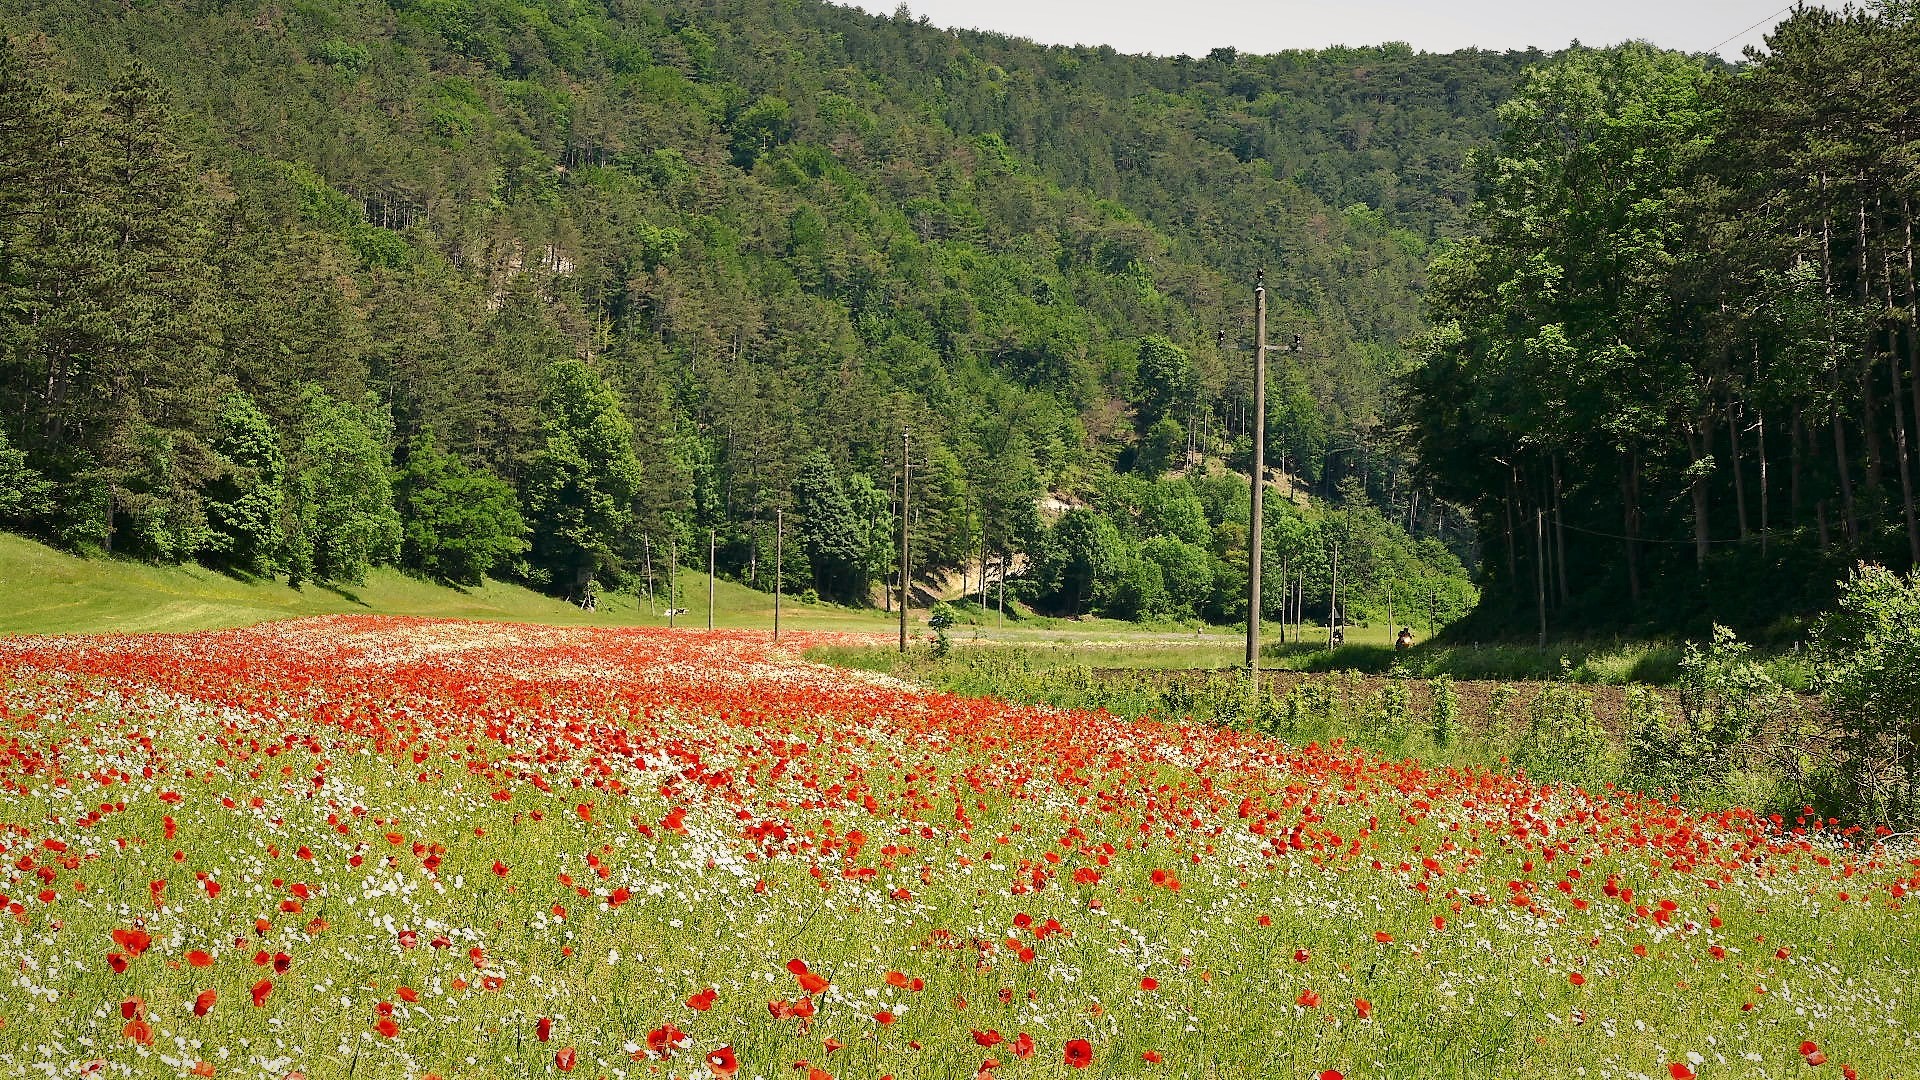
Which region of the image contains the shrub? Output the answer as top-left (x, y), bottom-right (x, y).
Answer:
top-left (928, 602), bottom-right (958, 658)
top-left (1627, 626), bottom-right (1788, 803)
top-left (1515, 683), bottom-right (1612, 790)
top-left (1811, 564), bottom-right (1920, 824)
top-left (1428, 675), bottom-right (1458, 746)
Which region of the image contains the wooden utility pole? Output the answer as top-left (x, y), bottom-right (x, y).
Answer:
top-left (1328, 542), bottom-right (1340, 649)
top-left (667, 539), bottom-right (677, 629)
top-left (1247, 270), bottom-right (1267, 674)
top-left (707, 528), bottom-right (716, 631)
top-left (774, 509), bottom-right (782, 642)
top-left (899, 425), bottom-right (911, 654)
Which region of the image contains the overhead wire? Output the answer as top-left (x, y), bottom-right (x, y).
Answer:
top-left (1703, 2), bottom-right (1801, 57)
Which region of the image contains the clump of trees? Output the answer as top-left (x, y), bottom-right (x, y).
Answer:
top-left (1020, 473), bottom-right (1474, 626)
top-left (1407, 8), bottom-right (1920, 635)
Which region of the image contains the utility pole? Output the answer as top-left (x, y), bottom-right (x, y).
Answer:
top-left (899, 425), bottom-right (911, 654)
top-left (774, 509), bottom-right (783, 642)
top-left (1247, 270), bottom-right (1267, 674)
top-left (1328, 542), bottom-right (1340, 649)
top-left (707, 528), bottom-right (716, 631)
top-left (643, 537), bottom-right (655, 616)
top-left (667, 539), bottom-right (677, 629)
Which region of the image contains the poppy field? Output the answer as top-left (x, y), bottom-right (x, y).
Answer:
top-left (0, 617), bottom-right (1914, 1079)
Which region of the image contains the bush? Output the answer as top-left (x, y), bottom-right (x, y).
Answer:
top-left (1626, 626), bottom-right (1788, 803)
top-left (1514, 682), bottom-right (1612, 790)
top-left (1811, 564), bottom-right (1920, 823)
top-left (1427, 675), bottom-right (1458, 746)
top-left (928, 601), bottom-right (958, 658)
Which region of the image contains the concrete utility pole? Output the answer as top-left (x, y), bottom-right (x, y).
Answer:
top-left (899, 425), bottom-right (912, 654)
top-left (643, 537), bottom-right (655, 616)
top-left (707, 528), bottom-right (716, 631)
top-left (774, 509), bottom-right (782, 642)
top-left (1247, 270), bottom-right (1267, 674)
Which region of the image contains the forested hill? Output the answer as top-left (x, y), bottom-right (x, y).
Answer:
top-left (0, 0), bottom-right (1510, 617)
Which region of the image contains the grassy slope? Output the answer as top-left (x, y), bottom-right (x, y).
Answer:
top-left (0, 532), bottom-right (893, 637)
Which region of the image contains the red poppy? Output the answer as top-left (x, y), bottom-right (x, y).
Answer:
top-left (374, 1018), bottom-right (399, 1038)
top-left (687, 987), bottom-right (717, 1011)
top-left (1063, 1039), bottom-right (1093, 1069)
top-left (187, 949), bottom-right (213, 967)
top-left (537, 1016), bottom-right (553, 1042)
top-left (1139, 977), bottom-right (1159, 991)
top-left (1012, 1032), bottom-right (1034, 1059)
top-left (1669, 1065), bottom-right (1696, 1080)
top-left (973, 1030), bottom-right (1004, 1047)
top-left (1297, 989), bottom-right (1322, 1008)
top-left (647, 1024), bottom-right (686, 1057)
top-left (250, 979), bottom-right (273, 1007)
top-left (193, 990), bottom-right (216, 1017)
top-left (1569, 972), bottom-right (1586, 986)
top-left (555, 1047), bottom-right (577, 1072)
top-left (705, 1046), bottom-right (740, 1078)
top-left (1354, 998), bottom-right (1372, 1020)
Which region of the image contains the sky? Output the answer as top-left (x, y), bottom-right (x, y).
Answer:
top-left (837, 1), bottom-right (1844, 59)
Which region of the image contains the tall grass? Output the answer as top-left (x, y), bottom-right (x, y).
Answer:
top-left (812, 642), bottom-right (1837, 821)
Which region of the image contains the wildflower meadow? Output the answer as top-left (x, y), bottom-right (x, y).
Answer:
top-left (0, 617), bottom-right (1913, 1079)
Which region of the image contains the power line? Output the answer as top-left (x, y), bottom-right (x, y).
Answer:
top-left (1556, 516), bottom-right (1758, 546)
top-left (1703, 2), bottom-right (1799, 56)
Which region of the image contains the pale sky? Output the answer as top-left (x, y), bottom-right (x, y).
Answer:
top-left (840, 1), bottom-right (1845, 59)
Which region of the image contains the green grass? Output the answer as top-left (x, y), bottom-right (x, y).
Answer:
top-left (0, 531), bottom-right (891, 637)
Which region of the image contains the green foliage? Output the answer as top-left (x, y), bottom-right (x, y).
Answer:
top-left (927, 600), bottom-right (957, 657)
top-left (1427, 674), bottom-right (1457, 746)
top-left (790, 451), bottom-right (867, 604)
top-left (0, 2), bottom-right (1519, 621)
top-left (202, 393), bottom-right (286, 576)
top-left (523, 360), bottom-right (642, 590)
top-left (1410, 14), bottom-right (1920, 636)
top-left (291, 388), bottom-right (401, 586)
top-left (0, 427), bottom-right (50, 522)
top-left (394, 430), bottom-right (528, 585)
top-left (1626, 625), bottom-right (1791, 802)
top-left (1514, 681), bottom-right (1613, 790)
top-left (1811, 564), bottom-right (1920, 823)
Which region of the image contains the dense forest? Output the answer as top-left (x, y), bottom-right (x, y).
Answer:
top-left (0, 0), bottom-right (1497, 621)
top-left (1406, 4), bottom-right (1920, 638)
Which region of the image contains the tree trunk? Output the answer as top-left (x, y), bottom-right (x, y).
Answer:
top-left (1791, 409), bottom-right (1804, 529)
top-left (1823, 191), bottom-right (1859, 544)
top-left (1833, 407), bottom-right (1859, 545)
top-left (1551, 453), bottom-right (1570, 604)
top-left (1884, 226), bottom-right (1920, 566)
top-left (1684, 423), bottom-right (1711, 568)
top-left (1621, 448), bottom-right (1641, 606)
top-left (1728, 397), bottom-right (1750, 540)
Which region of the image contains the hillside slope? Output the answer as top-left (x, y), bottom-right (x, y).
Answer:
top-left (0, 532), bottom-right (885, 636)
top-left (0, 0), bottom-right (1509, 624)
